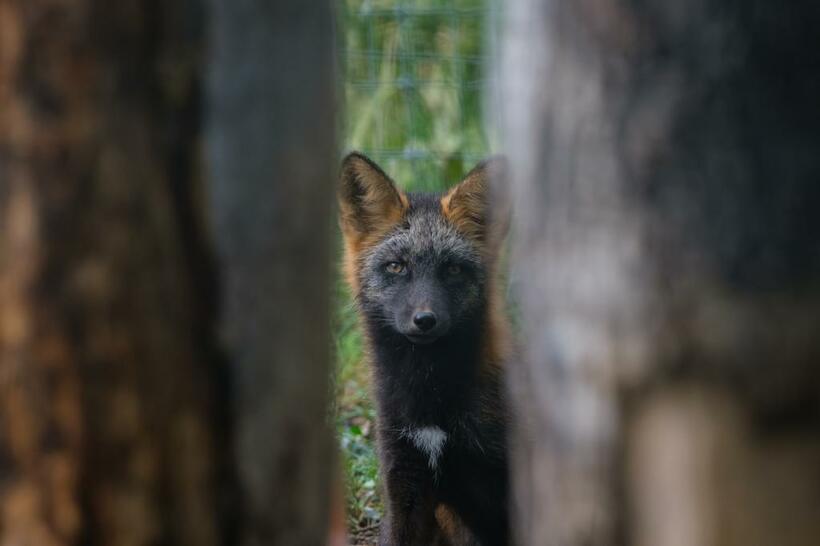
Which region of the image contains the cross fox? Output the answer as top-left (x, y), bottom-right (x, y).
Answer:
top-left (338, 152), bottom-right (512, 545)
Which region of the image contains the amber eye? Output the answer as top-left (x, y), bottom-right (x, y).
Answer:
top-left (447, 264), bottom-right (462, 276)
top-left (385, 261), bottom-right (407, 275)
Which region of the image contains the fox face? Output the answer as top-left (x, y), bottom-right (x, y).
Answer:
top-left (339, 152), bottom-right (509, 346)
top-left (358, 193), bottom-right (484, 343)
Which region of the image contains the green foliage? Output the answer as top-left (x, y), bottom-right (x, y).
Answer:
top-left (333, 280), bottom-right (382, 536)
top-left (338, 0), bottom-right (495, 191)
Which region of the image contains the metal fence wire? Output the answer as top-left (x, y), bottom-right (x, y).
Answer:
top-left (340, 0), bottom-right (499, 190)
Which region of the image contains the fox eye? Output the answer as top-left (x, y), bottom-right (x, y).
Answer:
top-left (385, 261), bottom-right (407, 275)
top-left (447, 264), bottom-right (462, 276)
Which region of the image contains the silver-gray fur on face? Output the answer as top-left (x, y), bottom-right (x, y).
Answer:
top-left (357, 197), bottom-right (488, 341)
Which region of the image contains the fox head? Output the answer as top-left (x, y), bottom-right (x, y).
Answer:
top-left (339, 152), bottom-right (509, 346)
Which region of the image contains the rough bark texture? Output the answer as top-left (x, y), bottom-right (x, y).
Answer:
top-left (0, 1), bottom-right (228, 546)
top-left (501, 1), bottom-right (820, 545)
top-left (206, 1), bottom-right (337, 545)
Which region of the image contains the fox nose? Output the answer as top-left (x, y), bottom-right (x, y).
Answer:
top-left (413, 311), bottom-right (437, 332)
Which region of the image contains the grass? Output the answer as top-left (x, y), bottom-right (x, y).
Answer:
top-left (333, 280), bottom-right (381, 537)
top-left (334, 0), bottom-right (496, 541)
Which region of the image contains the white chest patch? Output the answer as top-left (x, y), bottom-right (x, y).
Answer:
top-left (401, 426), bottom-right (448, 469)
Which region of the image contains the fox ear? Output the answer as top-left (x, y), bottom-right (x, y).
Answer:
top-left (339, 152), bottom-right (407, 248)
top-left (441, 156), bottom-right (510, 252)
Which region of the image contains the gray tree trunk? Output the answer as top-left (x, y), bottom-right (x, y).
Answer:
top-left (206, 1), bottom-right (337, 545)
top-left (500, 1), bottom-right (820, 545)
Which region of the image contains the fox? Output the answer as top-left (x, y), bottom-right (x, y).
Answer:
top-left (338, 152), bottom-right (512, 546)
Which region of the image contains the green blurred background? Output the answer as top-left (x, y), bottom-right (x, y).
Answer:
top-left (334, 0), bottom-right (497, 538)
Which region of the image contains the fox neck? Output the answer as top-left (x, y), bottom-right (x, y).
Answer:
top-left (366, 312), bottom-right (489, 428)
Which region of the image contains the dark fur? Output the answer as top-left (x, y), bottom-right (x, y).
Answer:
top-left (339, 153), bottom-right (511, 545)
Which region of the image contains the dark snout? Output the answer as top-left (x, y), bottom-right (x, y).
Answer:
top-left (413, 311), bottom-right (437, 332)
top-left (402, 305), bottom-right (451, 344)
top-left (391, 274), bottom-right (453, 343)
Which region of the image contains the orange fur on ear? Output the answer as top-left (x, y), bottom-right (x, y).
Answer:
top-left (339, 152), bottom-right (408, 247)
top-left (441, 156), bottom-right (510, 252)
top-left (338, 152), bottom-right (408, 289)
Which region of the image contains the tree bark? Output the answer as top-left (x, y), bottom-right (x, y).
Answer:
top-left (1, 1), bottom-right (337, 544)
top-left (0, 1), bottom-right (227, 545)
top-left (206, 1), bottom-right (337, 545)
top-left (501, 1), bottom-right (820, 545)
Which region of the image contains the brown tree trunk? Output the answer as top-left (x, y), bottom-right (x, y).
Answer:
top-left (500, 1), bottom-right (820, 545)
top-left (1, 1), bottom-right (337, 545)
top-left (206, 1), bottom-right (337, 545)
top-left (0, 1), bottom-right (226, 545)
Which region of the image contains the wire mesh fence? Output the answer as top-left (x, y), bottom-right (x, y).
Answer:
top-left (339, 0), bottom-right (499, 190)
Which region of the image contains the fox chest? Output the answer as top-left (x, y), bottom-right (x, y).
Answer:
top-left (400, 425), bottom-right (449, 469)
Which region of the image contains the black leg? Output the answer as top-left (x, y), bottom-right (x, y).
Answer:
top-left (379, 444), bottom-right (439, 545)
